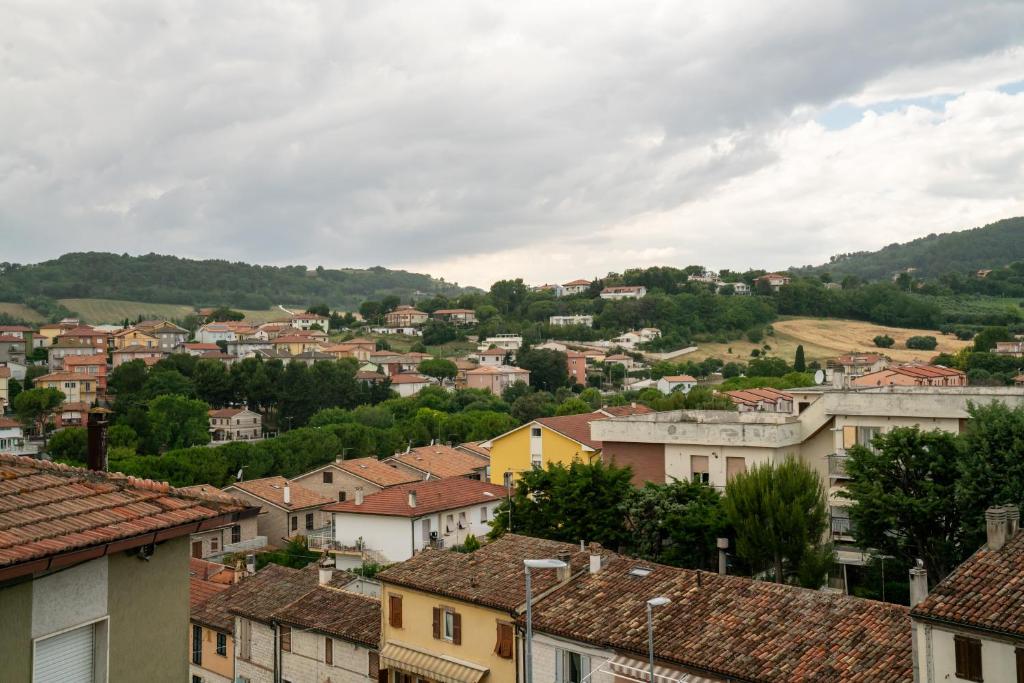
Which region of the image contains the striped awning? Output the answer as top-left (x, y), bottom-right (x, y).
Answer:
top-left (602, 654), bottom-right (716, 683)
top-left (380, 643), bottom-right (488, 683)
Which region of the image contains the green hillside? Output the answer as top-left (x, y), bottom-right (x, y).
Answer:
top-left (0, 252), bottom-right (477, 313)
top-left (796, 217), bottom-right (1024, 281)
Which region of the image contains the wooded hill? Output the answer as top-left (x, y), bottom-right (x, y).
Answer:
top-left (0, 252), bottom-right (475, 312)
top-left (795, 216), bottom-right (1024, 282)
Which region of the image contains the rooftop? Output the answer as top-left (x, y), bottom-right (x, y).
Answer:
top-left (0, 454), bottom-right (256, 581)
top-left (225, 476), bottom-right (331, 510)
top-left (387, 445), bottom-right (488, 478)
top-left (330, 457), bottom-right (420, 488)
top-left (272, 583), bottom-right (381, 648)
top-left (661, 374), bottom-right (697, 382)
top-left (189, 558), bottom-right (234, 608)
top-left (227, 563), bottom-right (319, 624)
top-left (532, 411), bottom-right (611, 449)
top-left (325, 477), bottom-right (507, 517)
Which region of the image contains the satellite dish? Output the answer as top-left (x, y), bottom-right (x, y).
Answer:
top-left (814, 370), bottom-right (825, 385)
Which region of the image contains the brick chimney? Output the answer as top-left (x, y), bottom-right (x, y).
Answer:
top-left (86, 408), bottom-right (111, 472)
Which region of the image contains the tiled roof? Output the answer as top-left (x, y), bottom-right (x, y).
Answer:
top-left (892, 364), bottom-right (964, 379)
top-left (660, 374), bottom-right (696, 382)
top-left (389, 373), bottom-right (432, 385)
top-left (835, 354), bottom-right (884, 365)
top-left (0, 335), bottom-right (26, 343)
top-left (0, 325), bottom-right (33, 332)
top-left (182, 342), bottom-right (221, 350)
top-left (378, 534), bottom-right (589, 612)
top-left (563, 279), bottom-right (591, 286)
top-left (456, 441), bottom-right (491, 458)
top-left (597, 404), bottom-right (655, 418)
top-left (433, 309), bottom-right (476, 315)
top-left (476, 349), bottom-right (507, 357)
top-left (34, 371), bottom-right (89, 383)
top-left (529, 549), bottom-right (911, 683)
top-left (387, 445), bottom-right (488, 478)
top-left (224, 477), bottom-right (331, 510)
top-left (912, 527), bottom-right (1024, 638)
top-left (207, 408), bottom-right (252, 418)
top-left (227, 563), bottom-right (319, 623)
top-left (273, 584), bottom-right (381, 648)
top-left (0, 455), bottom-right (256, 580)
top-left (62, 354), bottom-right (107, 367)
top-left (727, 388), bottom-right (794, 406)
top-left (326, 457), bottom-right (419, 488)
top-left (0, 417), bottom-right (21, 429)
top-left (113, 344), bottom-right (164, 354)
top-left (189, 558), bottom-right (233, 608)
top-left (534, 411), bottom-right (608, 449)
top-left (324, 477), bottom-right (507, 517)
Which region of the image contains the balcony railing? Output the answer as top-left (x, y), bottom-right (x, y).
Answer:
top-left (831, 516), bottom-right (853, 537)
top-left (828, 454), bottom-right (851, 479)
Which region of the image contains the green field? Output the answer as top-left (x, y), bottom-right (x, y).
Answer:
top-left (0, 302), bottom-right (45, 323)
top-left (57, 299), bottom-right (282, 324)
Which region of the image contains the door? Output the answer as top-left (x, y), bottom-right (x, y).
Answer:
top-left (191, 540), bottom-right (203, 558)
top-left (34, 623), bottom-right (96, 683)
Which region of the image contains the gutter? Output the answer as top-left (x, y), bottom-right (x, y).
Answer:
top-left (911, 612), bottom-right (1024, 643)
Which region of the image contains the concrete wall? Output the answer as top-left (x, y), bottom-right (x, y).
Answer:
top-left (664, 443), bottom-right (783, 489)
top-left (335, 513), bottom-right (412, 562)
top-left (235, 618), bottom-right (276, 683)
top-left (489, 424), bottom-right (596, 485)
top-left (191, 516), bottom-right (260, 559)
top-left (225, 489), bottom-right (329, 545)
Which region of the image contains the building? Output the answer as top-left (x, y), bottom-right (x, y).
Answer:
top-left (112, 344), bottom-right (166, 368)
top-left (189, 561), bottom-right (238, 683)
top-left (272, 334), bottom-right (325, 355)
top-left (0, 367), bottom-right (9, 412)
top-left (32, 370), bottom-right (99, 406)
top-left (325, 477), bottom-right (506, 565)
top-left (911, 505), bottom-right (1024, 683)
top-left (222, 477), bottom-right (332, 546)
top-left (851, 364), bottom-right (967, 388)
top-left (715, 280), bottom-right (752, 295)
top-left (55, 325), bottom-right (109, 352)
top-left (656, 374), bottom-right (697, 394)
top-left (465, 364), bottom-right (531, 394)
top-left (599, 285), bottom-right (647, 300)
top-left (292, 457), bottom-right (420, 505)
top-left (474, 348), bottom-right (509, 366)
top-left (389, 373), bottom-right (436, 397)
top-left (196, 323), bottom-right (237, 345)
top-left (1015, 373), bottom-right (1024, 386)
top-left (63, 353), bottom-right (109, 396)
top-left (432, 308), bottom-right (478, 324)
top-left (726, 387), bottom-right (795, 413)
top-left (135, 320), bottom-right (189, 350)
top-left (385, 305), bottom-right (429, 327)
top-left (477, 333), bottom-right (523, 352)
top-left (178, 341), bottom-right (223, 356)
top-left (289, 312), bottom-right (330, 330)
top-left (385, 444), bottom-right (490, 481)
top-left (0, 334), bottom-right (27, 364)
top-left (830, 353), bottom-right (889, 377)
top-left (533, 283), bottom-right (566, 297)
top-left (111, 327), bottom-right (160, 350)
top-left (0, 416), bottom-right (36, 456)
top-left (823, 281), bottom-right (843, 290)
top-left (566, 350), bottom-right (587, 386)
top-left (994, 340), bottom-right (1024, 357)
top-left (179, 485), bottom-right (265, 560)
top-left (604, 353), bottom-right (637, 370)
top-left (0, 454), bottom-right (254, 682)
top-left (208, 407), bottom-right (262, 442)
top-left (47, 338), bottom-right (98, 370)
top-left (561, 279), bottom-right (592, 296)
top-left (688, 270), bottom-right (720, 284)
top-left (549, 314), bottom-right (594, 327)
top-left (754, 272), bottom-right (792, 291)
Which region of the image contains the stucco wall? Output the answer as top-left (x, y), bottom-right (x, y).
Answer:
top-left (0, 578), bottom-right (33, 680)
top-left (335, 513), bottom-right (412, 562)
top-left (914, 621), bottom-right (1022, 683)
top-left (602, 441), bottom-right (665, 485)
top-left (489, 424), bottom-right (595, 485)
top-left (293, 466), bottom-right (384, 504)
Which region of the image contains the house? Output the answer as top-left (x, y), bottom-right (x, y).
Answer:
top-left (290, 349), bottom-right (336, 366)
top-left (0, 324), bottom-right (34, 344)
top-left (230, 563), bottom-right (382, 683)
top-left (32, 371), bottom-right (99, 406)
top-left (272, 334), bottom-right (325, 355)
top-left (222, 477), bottom-right (333, 545)
top-left (290, 312), bottom-right (330, 330)
top-left (177, 341), bottom-right (223, 356)
top-left (208, 407), bottom-right (262, 442)
top-left (549, 314), bottom-right (594, 327)
top-left (0, 334), bottom-right (27, 364)
top-left (323, 338), bottom-right (378, 362)
top-left (465, 364), bottom-right (530, 394)
top-left (111, 327), bottom-right (160, 350)
top-left (599, 285), bottom-right (647, 300)
top-left (830, 353), bottom-right (889, 377)
top-left (225, 336), bottom-right (274, 358)
top-left (727, 387), bottom-right (795, 413)
top-left (189, 560), bottom-right (238, 683)
top-left (533, 283), bottom-right (566, 297)
top-left (35, 319), bottom-right (79, 345)
top-left (688, 270), bottom-right (720, 284)
top-left (55, 325), bottom-right (110, 352)
top-left (656, 374), bottom-right (697, 394)
top-left (477, 333), bottom-right (523, 352)
top-left (0, 359), bottom-right (27, 381)
top-left (485, 410), bottom-right (609, 485)
top-left (754, 272), bottom-right (792, 292)
top-left (56, 402), bottom-right (90, 428)
top-left (177, 484), bottom-right (267, 561)
top-left (566, 350), bottom-right (587, 386)
top-left (562, 279), bottom-right (592, 296)
top-left (453, 358), bottom-right (479, 388)
top-left (0, 454), bottom-right (254, 682)
top-left (369, 325), bottom-right (423, 336)
top-left (385, 444), bottom-right (490, 481)
top-left (368, 351), bottom-right (432, 376)
top-left (292, 457), bottom-right (420, 505)
top-left (474, 347), bottom-right (510, 366)
top-left (135, 320), bottom-right (189, 350)
top-left (63, 353), bottom-right (109, 396)
top-left (613, 328), bottom-right (660, 348)
top-left (823, 281), bottom-right (843, 290)
top-left (112, 344), bottom-right (166, 368)
top-left (604, 353), bottom-right (637, 370)
top-left (389, 373), bottom-right (436, 397)
top-left (432, 308), bottom-right (478, 324)
top-left (325, 477), bottom-right (506, 564)
top-left (0, 367), bottom-right (9, 412)
top-left (714, 280), bottom-right (752, 295)
top-left (851, 364), bottom-right (967, 388)
top-left (385, 305), bottom-right (429, 327)
top-left (1015, 373), bottom-right (1024, 386)
top-left (0, 416), bottom-right (36, 456)
top-left (196, 322), bottom-right (237, 344)
top-left (911, 505), bottom-right (1024, 683)
top-left (994, 340), bottom-right (1024, 357)
top-left (47, 337), bottom-right (97, 370)
top-left (375, 534), bottom-right (590, 683)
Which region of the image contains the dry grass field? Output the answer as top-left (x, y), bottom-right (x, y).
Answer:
top-left (57, 299), bottom-right (281, 324)
top-left (688, 317), bottom-right (971, 364)
top-left (0, 302), bottom-right (45, 322)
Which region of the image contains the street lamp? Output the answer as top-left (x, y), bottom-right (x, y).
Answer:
top-left (523, 558), bottom-right (567, 683)
top-left (646, 597), bottom-right (671, 683)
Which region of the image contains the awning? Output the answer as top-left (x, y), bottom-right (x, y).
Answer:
top-left (601, 654), bottom-right (716, 683)
top-left (380, 643), bottom-right (488, 683)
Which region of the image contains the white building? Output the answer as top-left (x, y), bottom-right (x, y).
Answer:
top-left (688, 270), bottom-right (720, 284)
top-left (388, 373), bottom-right (436, 397)
top-left (325, 478), bottom-right (506, 567)
top-left (549, 314), bottom-right (594, 327)
top-left (656, 374), bottom-right (697, 394)
top-left (477, 334), bottom-right (523, 352)
top-left (561, 279), bottom-right (592, 296)
top-left (599, 285), bottom-right (647, 300)
top-left (290, 312), bottom-right (329, 330)
top-left (0, 417), bottom-right (36, 456)
top-left (195, 323), bottom-right (237, 344)
top-left (717, 281), bottom-right (751, 295)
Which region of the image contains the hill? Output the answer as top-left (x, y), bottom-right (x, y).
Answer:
top-left (795, 216), bottom-right (1024, 281)
top-left (0, 252), bottom-right (476, 314)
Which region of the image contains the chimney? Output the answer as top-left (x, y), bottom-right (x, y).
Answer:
top-left (831, 368), bottom-right (845, 389)
top-left (1005, 504), bottom-right (1020, 539)
top-left (408, 490), bottom-right (417, 508)
top-left (716, 537), bottom-right (729, 575)
top-left (283, 484), bottom-right (291, 506)
top-left (556, 550), bottom-right (572, 583)
top-left (588, 542), bottom-right (602, 574)
top-left (86, 408), bottom-right (110, 472)
top-left (909, 560), bottom-right (928, 607)
top-left (986, 506), bottom-right (1008, 551)
top-left (355, 487), bottom-right (364, 505)
top-left (318, 559), bottom-right (335, 585)
top-left (245, 553), bottom-right (256, 575)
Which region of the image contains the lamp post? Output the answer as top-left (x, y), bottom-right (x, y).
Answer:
top-left (523, 558), bottom-right (567, 683)
top-left (646, 597), bottom-right (671, 683)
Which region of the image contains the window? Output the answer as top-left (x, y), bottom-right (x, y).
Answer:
top-left (323, 471), bottom-right (333, 484)
top-left (1016, 648), bottom-right (1024, 683)
top-left (192, 625), bottom-right (203, 664)
top-left (193, 676), bottom-right (202, 683)
top-left (954, 635), bottom-right (982, 682)
top-left (291, 516), bottom-right (298, 532)
top-left (210, 537), bottom-right (219, 552)
top-left (216, 632), bottom-right (227, 656)
top-left (556, 649), bottom-right (591, 683)
top-left (239, 619), bottom-right (251, 660)
top-left (33, 619), bottom-right (107, 682)
top-left (458, 511), bottom-right (467, 529)
top-left (445, 514), bottom-right (455, 534)
top-left (494, 622), bottom-right (514, 659)
top-left (338, 491), bottom-right (347, 502)
top-left (433, 607), bottom-right (462, 644)
top-left (388, 594), bottom-right (403, 628)
top-left (531, 454), bottom-right (542, 469)
top-left (369, 651), bottom-right (380, 677)
top-left (192, 541), bottom-right (203, 558)
top-left (280, 625), bottom-right (292, 652)
top-left (856, 426), bottom-right (881, 449)
top-left (480, 506), bottom-right (489, 523)
top-left (531, 427), bottom-right (542, 437)
top-left (325, 637), bottom-right (333, 666)
top-left (232, 525), bottom-right (241, 544)
top-left (691, 455), bottom-right (710, 484)
top-left (305, 513), bottom-right (314, 530)
top-left (726, 457), bottom-right (747, 482)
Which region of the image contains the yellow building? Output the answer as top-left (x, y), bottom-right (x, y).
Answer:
top-left (189, 560), bottom-right (236, 683)
top-left (112, 328), bottom-right (160, 350)
top-left (485, 412), bottom-right (603, 486)
top-left (377, 534), bottom-right (587, 683)
top-left (33, 371), bottom-right (99, 406)
top-left (272, 335), bottom-right (324, 356)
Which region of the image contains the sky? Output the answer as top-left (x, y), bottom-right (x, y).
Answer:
top-left (2, 2), bottom-right (1023, 289)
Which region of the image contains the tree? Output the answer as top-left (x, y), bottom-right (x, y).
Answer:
top-left (554, 397), bottom-right (591, 416)
top-left (516, 349), bottom-right (569, 392)
top-left (422, 320), bottom-right (458, 346)
top-left (147, 394), bottom-right (211, 451)
top-left (47, 427), bottom-right (87, 462)
top-left (107, 423), bottom-right (140, 452)
top-left (418, 358), bottom-right (458, 382)
top-left (793, 345), bottom-right (806, 372)
top-left (510, 392), bottom-right (556, 423)
top-left (723, 458), bottom-right (827, 584)
top-left (973, 326), bottom-right (1012, 353)
top-left (306, 303), bottom-right (330, 316)
top-left (873, 335), bottom-right (895, 348)
top-left (906, 335), bottom-right (937, 350)
top-left (622, 480), bottom-right (729, 570)
top-left (842, 427), bottom-right (964, 583)
top-left (13, 387), bottom-right (65, 441)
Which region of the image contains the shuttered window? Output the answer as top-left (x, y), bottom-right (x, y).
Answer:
top-left (954, 635), bottom-right (982, 682)
top-left (280, 625), bottom-right (292, 652)
top-left (432, 606), bottom-right (441, 639)
top-left (389, 594), bottom-right (403, 628)
top-left (1016, 648), bottom-right (1024, 683)
top-left (494, 622), bottom-right (514, 659)
top-left (192, 624), bottom-right (202, 664)
top-left (325, 637), bottom-right (333, 665)
top-left (216, 632), bottom-right (227, 656)
top-left (369, 651), bottom-right (380, 677)
top-left (34, 623), bottom-right (98, 683)
top-left (239, 619), bottom-right (252, 660)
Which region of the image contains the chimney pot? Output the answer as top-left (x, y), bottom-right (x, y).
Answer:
top-left (408, 490), bottom-right (417, 508)
top-left (909, 560), bottom-right (928, 607)
top-left (355, 487), bottom-right (364, 505)
top-left (86, 409), bottom-right (110, 472)
top-left (283, 484), bottom-right (291, 505)
top-left (318, 560), bottom-right (335, 586)
top-left (1004, 504), bottom-right (1020, 539)
top-left (986, 506), bottom-right (1008, 551)
top-left (556, 550), bottom-right (572, 582)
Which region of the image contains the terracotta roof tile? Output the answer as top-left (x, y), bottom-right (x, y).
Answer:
top-left (387, 445), bottom-right (488, 478)
top-left (272, 584), bottom-right (381, 647)
top-left (224, 477), bottom-right (331, 510)
top-left (227, 563), bottom-right (319, 623)
top-left (597, 404), bottom-right (655, 418)
top-left (324, 477), bottom-right (506, 517)
top-left (332, 457), bottom-right (420, 487)
top-left (533, 411), bottom-right (608, 449)
top-left (189, 558), bottom-right (233, 608)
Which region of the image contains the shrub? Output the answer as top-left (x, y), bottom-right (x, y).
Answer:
top-left (873, 335), bottom-right (895, 348)
top-left (906, 335), bottom-right (938, 350)
top-left (746, 327), bottom-right (764, 343)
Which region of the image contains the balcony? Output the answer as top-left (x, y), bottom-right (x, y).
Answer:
top-left (827, 454), bottom-right (851, 480)
top-left (831, 516), bottom-right (853, 538)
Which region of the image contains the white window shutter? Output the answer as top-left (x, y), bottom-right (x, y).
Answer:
top-left (555, 649), bottom-right (564, 683)
top-left (581, 654), bottom-right (591, 680)
top-left (34, 624), bottom-right (95, 683)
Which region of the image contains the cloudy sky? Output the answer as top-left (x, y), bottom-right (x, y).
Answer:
top-left (2, 1), bottom-right (1023, 288)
